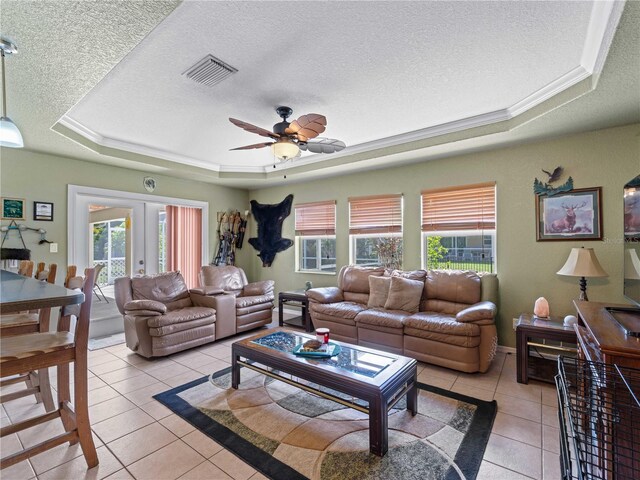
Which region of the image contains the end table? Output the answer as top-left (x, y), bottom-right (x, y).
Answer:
top-left (278, 290), bottom-right (313, 332)
top-left (516, 314), bottom-right (577, 384)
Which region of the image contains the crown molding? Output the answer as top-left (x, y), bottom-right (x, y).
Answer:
top-left (54, 0), bottom-right (624, 178)
top-left (56, 115), bottom-right (222, 172)
top-left (581, 0), bottom-right (625, 75)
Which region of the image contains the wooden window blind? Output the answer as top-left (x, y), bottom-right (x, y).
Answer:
top-left (421, 183), bottom-right (496, 231)
top-left (349, 194), bottom-right (403, 234)
top-left (295, 201), bottom-right (336, 236)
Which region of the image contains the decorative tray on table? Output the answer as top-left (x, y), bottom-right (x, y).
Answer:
top-left (292, 342), bottom-right (341, 358)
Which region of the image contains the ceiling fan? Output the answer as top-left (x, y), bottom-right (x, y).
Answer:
top-left (229, 106), bottom-right (346, 161)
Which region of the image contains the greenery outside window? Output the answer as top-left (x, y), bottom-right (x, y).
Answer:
top-left (295, 201), bottom-right (336, 273)
top-left (421, 183), bottom-right (496, 273)
top-left (349, 194), bottom-right (403, 269)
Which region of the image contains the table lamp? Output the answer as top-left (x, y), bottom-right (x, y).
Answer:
top-left (557, 247), bottom-right (608, 301)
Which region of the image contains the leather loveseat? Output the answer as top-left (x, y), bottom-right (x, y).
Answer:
top-left (306, 266), bottom-right (498, 373)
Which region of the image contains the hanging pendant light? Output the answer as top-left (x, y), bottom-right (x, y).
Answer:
top-left (0, 37), bottom-right (23, 148)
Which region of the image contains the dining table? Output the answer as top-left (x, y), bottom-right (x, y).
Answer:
top-left (0, 269), bottom-right (84, 315)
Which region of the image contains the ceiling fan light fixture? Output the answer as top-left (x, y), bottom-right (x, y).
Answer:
top-left (271, 139), bottom-right (299, 160)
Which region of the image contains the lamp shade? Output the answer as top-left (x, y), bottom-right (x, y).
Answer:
top-left (557, 247), bottom-right (608, 278)
top-left (0, 116), bottom-right (24, 148)
top-left (271, 139), bottom-right (299, 160)
top-left (625, 248), bottom-right (640, 280)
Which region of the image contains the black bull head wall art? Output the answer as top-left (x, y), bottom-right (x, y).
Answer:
top-left (248, 194), bottom-right (294, 267)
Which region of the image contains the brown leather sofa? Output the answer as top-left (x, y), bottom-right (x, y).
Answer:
top-left (115, 271), bottom-right (233, 358)
top-left (199, 266), bottom-right (274, 333)
top-left (307, 266), bottom-right (499, 373)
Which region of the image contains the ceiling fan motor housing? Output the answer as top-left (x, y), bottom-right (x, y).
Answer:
top-left (273, 106), bottom-right (293, 135)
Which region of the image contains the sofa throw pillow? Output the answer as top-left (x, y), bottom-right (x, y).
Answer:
top-left (368, 276), bottom-right (392, 308)
top-left (384, 276), bottom-right (423, 313)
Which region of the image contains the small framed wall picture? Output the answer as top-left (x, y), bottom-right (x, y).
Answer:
top-left (1, 197), bottom-right (25, 220)
top-left (33, 201), bottom-right (54, 221)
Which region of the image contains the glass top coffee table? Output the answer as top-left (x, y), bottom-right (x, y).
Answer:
top-left (231, 330), bottom-right (418, 457)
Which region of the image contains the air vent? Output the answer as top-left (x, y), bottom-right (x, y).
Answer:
top-left (183, 54), bottom-right (237, 87)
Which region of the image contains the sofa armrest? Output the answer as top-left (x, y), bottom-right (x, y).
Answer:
top-left (124, 299), bottom-right (167, 316)
top-left (306, 287), bottom-right (344, 304)
top-left (243, 280), bottom-right (275, 296)
top-left (190, 286), bottom-right (224, 296)
top-left (456, 301), bottom-right (496, 323)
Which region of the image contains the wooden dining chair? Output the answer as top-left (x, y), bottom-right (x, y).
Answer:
top-left (34, 262), bottom-right (57, 283)
top-left (17, 260), bottom-right (34, 277)
top-left (0, 263), bottom-right (59, 411)
top-left (0, 268), bottom-right (98, 470)
top-left (64, 265), bottom-right (77, 288)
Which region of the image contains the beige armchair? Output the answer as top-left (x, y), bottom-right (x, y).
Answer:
top-left (115, 271), bottom-right (234, 358)
top-left (199, 266), bottom-right (274, 333)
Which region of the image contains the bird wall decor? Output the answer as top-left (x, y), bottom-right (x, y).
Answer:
top-left (533, 166), bottom-right (573, 196)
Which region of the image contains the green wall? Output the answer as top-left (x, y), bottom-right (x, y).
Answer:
top-left (2, 124), bottom-right (638, 348)
top-left (247, 124), bottom-right (640, 348)
top-left (0, 149), bottom-right (251, 274)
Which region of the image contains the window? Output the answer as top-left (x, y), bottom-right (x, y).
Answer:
top-left (421, 183), bottom-right (496, 272)
top-left (295, 201), bottom-right (336, 273)
top-left (349, 194), bottom-right (403, 269)
top-left (91, 218), bottom-right (127, 284)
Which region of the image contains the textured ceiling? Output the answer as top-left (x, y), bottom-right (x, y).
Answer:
top-left (1, 1), bottom-right (639, 188)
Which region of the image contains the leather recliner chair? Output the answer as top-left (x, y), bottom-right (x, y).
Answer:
top-left (199, 265), bottom-right (274, 333)
top-left (114, 271), bottom-right (233, 358)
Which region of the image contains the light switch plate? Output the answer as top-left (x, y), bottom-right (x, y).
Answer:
top-left (49, 242), bottom-right (58, 253)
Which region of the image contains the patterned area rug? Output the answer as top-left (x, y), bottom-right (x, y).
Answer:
top-left (154, 367), bottom-right (496, 480)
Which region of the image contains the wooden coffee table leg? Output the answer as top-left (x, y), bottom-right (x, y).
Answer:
top-left (231, 351), bottom-right (240, 389)
top-left (407, 378), bottom-right (418, 416)
top-left (369, 395), bottom-right (388, 457)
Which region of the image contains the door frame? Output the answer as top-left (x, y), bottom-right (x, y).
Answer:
top-left (68, 185), bottom-right (209, 274)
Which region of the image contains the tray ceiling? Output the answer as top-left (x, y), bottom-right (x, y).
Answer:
top-left (2, 1), bottom-right (638, 187)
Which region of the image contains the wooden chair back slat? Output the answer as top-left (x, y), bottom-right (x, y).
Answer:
top-left (64, 266), bottom-right (77, 288)
top-left (18, 261), bottom-right (34, 278)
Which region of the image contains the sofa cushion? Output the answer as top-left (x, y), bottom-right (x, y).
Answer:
top-left (309, 301), bottom-right (366, 320)
top-left (200, 265), bottom-right (246, 291)
top-left (424, 270), bottom-right (481, 305)
top-left (147, 307), bottom-right (215, 328)
top-left (235, 294), bottom-right (274, 309)
top-left (404, 312), bottom-right (480, 337)
top-left (384, 276), bottom-right (423, 313)
top-left (131, 271), bottom-right (192, 310)
top-left (339, 266), bottom-right (385, 293)
top-left (356, 308), bottom-right (408, 329)
top-left (367, 276), bottom-right (392, 308)
top-left (386, 269), bottom-right (427, 281)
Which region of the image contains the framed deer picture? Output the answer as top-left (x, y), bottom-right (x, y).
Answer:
top-left (536, 187), bottom-right (602, 241)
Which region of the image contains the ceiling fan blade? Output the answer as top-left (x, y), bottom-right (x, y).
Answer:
top-left (299, 137), bottom-right (346, 154)
top-left (230, 142), bottom-right (274, 150)
top-left (229, 118), bottom-right (279, 139)
top-left (285, 114), bottom-right (326, 140)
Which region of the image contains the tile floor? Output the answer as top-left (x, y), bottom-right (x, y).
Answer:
top-left (1, 314), bottom-right (560, 480)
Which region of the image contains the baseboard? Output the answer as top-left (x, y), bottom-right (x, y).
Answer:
top-left (497, 345), bottom-right (516, 354)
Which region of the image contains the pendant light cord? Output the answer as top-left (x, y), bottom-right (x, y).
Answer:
top-left (1, 49), bottom-right (6, 117)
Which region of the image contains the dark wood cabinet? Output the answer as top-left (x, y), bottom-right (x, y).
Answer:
top-left (573, 300), bottom-right (640, 369)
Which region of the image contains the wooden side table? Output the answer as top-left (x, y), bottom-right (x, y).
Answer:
top-left (278, 290), bottom-right (313, 332)
top-left (516, 314), bottom-right (577, 384)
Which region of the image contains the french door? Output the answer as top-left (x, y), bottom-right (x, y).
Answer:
top-left (68, 185), bottom-right (208, 280)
